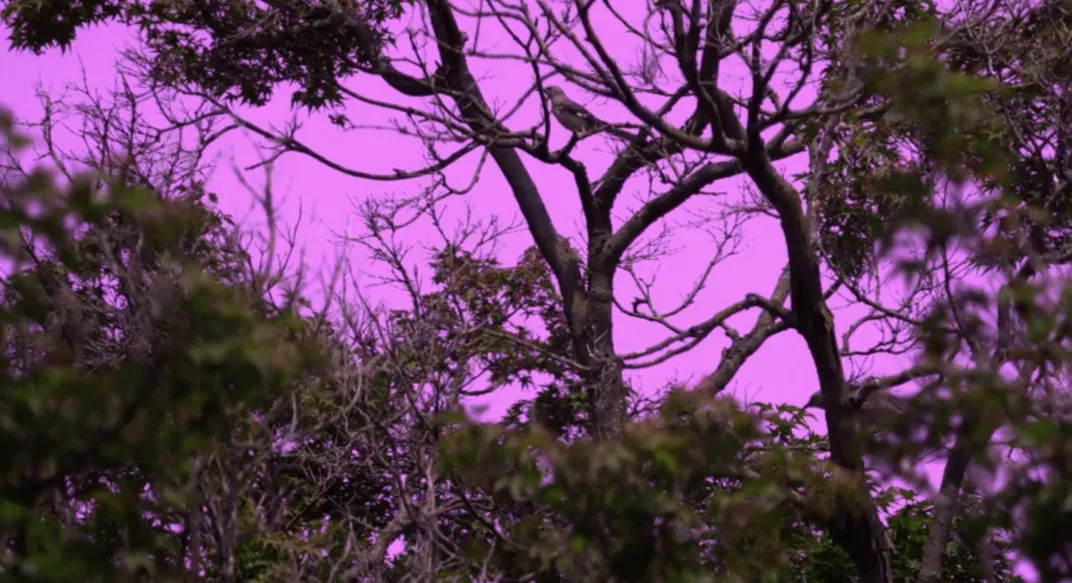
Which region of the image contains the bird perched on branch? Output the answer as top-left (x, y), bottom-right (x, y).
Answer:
top-left (805, 389), bottom-right (909, 447)
top-left (804, 389), bottom-right (906, 417)
top-left (545, 85), bottom-right (635, 142)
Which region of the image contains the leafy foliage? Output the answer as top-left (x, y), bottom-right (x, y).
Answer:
top-left (0, 109), bottom-right (326, 580)
top-left (3, 0), bottom-right (409, 108)
top-left (4, 0), bottom-right (1072, 580)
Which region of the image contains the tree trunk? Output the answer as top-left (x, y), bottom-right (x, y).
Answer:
top-left (582, 267), bottom-right (626, 440)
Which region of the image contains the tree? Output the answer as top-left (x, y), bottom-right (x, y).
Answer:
top-left (0, 103), bottom-right (328, 579)
top-left (4, 0), bottom-right (1072, 581)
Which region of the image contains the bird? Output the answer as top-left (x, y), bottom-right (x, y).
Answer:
top-left (804, 389), bottom-right (909, 447)
top-left (544, 86), bottom-right (634, 142)
top-left (804, 389), bottom-right (907, 416)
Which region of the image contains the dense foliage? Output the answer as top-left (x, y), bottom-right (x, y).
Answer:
top-left (3, 0), bottom-right (1072, 581)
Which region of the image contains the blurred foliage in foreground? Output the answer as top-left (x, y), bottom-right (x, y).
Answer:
top-left (1, 0), bottom-right (1071, 580)
top-left (0, 108), bottom-right (329, 580)
top-left (0, 104), bottom-right (1030, 581)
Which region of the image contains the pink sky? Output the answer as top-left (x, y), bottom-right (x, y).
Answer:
top-left (1, 6), bottom-right (1044, 581)
top-left (2, 18), bottom-right (889, 417)
top-left (2, 4), bottom-right (936, 471)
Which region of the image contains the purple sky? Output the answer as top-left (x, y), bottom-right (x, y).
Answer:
top-left (1, 7), bottom-right (1044, 581)
top-left (1, 3), bottom-right (944, 479)
top-left (2, 19), bottom-right (896, 417)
